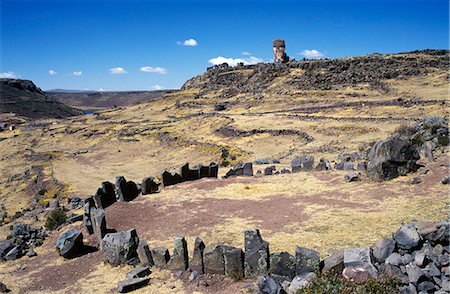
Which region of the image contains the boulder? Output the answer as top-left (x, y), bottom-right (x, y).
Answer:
top-left (117, 277), bottom-right (150, 293)
top-left (244, 229), bottom-right (270, 278)
top-left (203, 245), bottom-right (225, 274)
top-left (295, 246), bottom-right (320, 275)
top-left (257, 275), bottom-right (283, 294)
top-left (126, 266), bottom-right (151, 279)
top-left (190, 237), bottom-right (205, 274)
top-left (344, 171), bottom-right (360, 182)
top-left (393, 223), bottom-right (422, 250)
top-left (321, 251), bottom-right (344, 274)
top-left (264, 166), bottom-right (276, 176)
top-left (141, 177), bottom-right (159, 195)
top-left (224, 247), bottom-right (244, 280)
top-left (100, 229), bottom-right (139, 266)
top-left (405, 263), bottom-right (426, 284)
top-left (385, 253), bottom-right (402, 266)
top-left (151, 247), bottom-right (170, 268)
top-left (371, 237), bottom-right (396, 263)
top-left (137, 240), bottom-right (154, 267)
top-left (287, 272), bottom-right (317, 294)
top-left (343, 247), bottom-right (378, 278)
top-left (367, 135), bottom-right (420, 181)
top-left (270, 252), bottom-right (296, 282)
top-left (167, 235), bottom-right (189, 271)
top-left (55, 228), bottom-right (84, 259)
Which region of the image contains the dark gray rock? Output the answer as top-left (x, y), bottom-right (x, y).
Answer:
top-left (405, 263), bottom-right (426, 284)
top-left (55, 228), bottom-right (84, 259)
top-left (0, 282), bottom-right (7, 293)
top-left (409, 177), bottom-right (422, 185)
top-left (255, 158), bottom-right (270, 165)
top-left (280, 168), bottom-right (291, 174)
top-left (257, 275), bottom-right (283, 294)
top-left (141, 177), bottom-right (159, 195)
top-left (83, 197), bottom-right (95, 235)
top-left (291, 155), bottom-right (314, 172)
top-left (151, 247), bottom-right (170, 268)
top-left (100, 229), bottom-right (139, 266)
top-left (137, 240), bottom-right (154, 267)
top-left (90, 207), bottom-right (107, 243)
top-left (0, 239), bottom-right (14, 260)
top-left (344, 171), bottom-right (360, 182)
top-left (203, 245), bottom-right (225, 274)
top-left (270, 252), bottom-right (296, 282)
top-left (181, 163), bottom-right (200, 182)
top-left (244, 229), bottom-right (270, 278)
top-left (94, 181), bottom-right (116, 208)
top-left (209, 163), bottom-right (218, 178)
top-left (417, 281), bottom-right (435, 292)
top-left (115, 176), bottom-right (128, 202)
top-left (315, 159), bottom-right (331, 171)
top-left (243, 162), bottom-right (253, 176)
top-left (199, 165), bottom-right (210, 178)
top-left (442, 176), bottom-right (449, 185)
top-left (367, 135), bottom-right (420, 181)
top-left (264, 166), bottom-right (276, 176)
top-left (401, 254), bottom-right (414, 265)
top-left (4, 245), bottom-right (23, 261)
top-left (161, 171), bottom-right (183, 187)
top-left (189, 270), bottom-right (200, 281)
top-left (295, 246), bottom-right (320, 275)
top-left (336, 161), bottom-right (354, 171)
top-left (371, 237), bottom-right (396, 263)
top-left (167, 235), bottom-right (189, 271)
top-left (394, 223), bottom-right (422, 250)
top-left (126, 266), bottom-right (151, 279)
top-left (321, 251), bottom-right (344, 274)
top-left (66, 214), bottom-right (83, 224)
top-left (117, 277), bottom-right (150, 293)
top-left (385, 252), bottom-right (403, 266)
top-left (26, 248), bottom-right (37, 257)
top-left (224, 247), bottom-right (244, 280)
top-left (190, 237), bottom-right (205, 274)
top-left (343, 247), bottom-right (378, 278)
top-left (378, 263), bottom-right (409, 284)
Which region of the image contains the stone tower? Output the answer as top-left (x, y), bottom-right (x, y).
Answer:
top-left (273, 39), bottom-right (289, 63)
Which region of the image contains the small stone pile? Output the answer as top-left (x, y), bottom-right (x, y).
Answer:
top-left (0, 224), bottom-right (47, 261)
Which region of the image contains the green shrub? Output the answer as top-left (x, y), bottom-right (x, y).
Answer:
top-left (296, 273), bottom-right (399, 294)
top-left (45, 209), bottom-right (67, 230)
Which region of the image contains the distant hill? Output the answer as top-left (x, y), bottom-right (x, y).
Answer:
top-left (47, 89), bottom-right (177, 109)
top-left (0, 79), bottom-right (84, 119)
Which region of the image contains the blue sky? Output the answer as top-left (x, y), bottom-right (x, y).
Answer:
top-left (1, 0), bottom-right (448, 91)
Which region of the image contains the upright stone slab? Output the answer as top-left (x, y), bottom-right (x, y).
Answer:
top-left (244, 229), bottom-right (270, 278)
top-left (141, 177), bottom-right (159, 195)
top-left (270, 251), bottom-right (296, 282)
top-left (199, 165), bottom-right (210, 178)
top-left (137, 240), bottom-right (154, 267)
top-left (243, 162), bottom-right (253, 176)
top-left (190, 237), bottom-right (205, 274)
top-left (203, 245), bottom-right (225, 274)
top-left (151, 247), bottom-right (170, 269)
top-left (101, 229), bottom-right (139, 266)
top-left (91, 207), bottom-right (107, 243)
top-left (94, 181), bottom-right (116, 208)
top-left (167, 235), bottom-right (189, 271)
top-left (83, 197), bottom-right (95, 235)
top-left (224, 247), bottom-right (244, 280)
top-left (161, 171), bottom-right (183, 187)
top-left (181, 163), bottom-right (200, 182)
top-left (300, 155), bottom-right (314, 171)
top-left (209, 163), bottom-right (218, 178)
top-left (295, 246), bottom-right (320, 275)
top-left (125, 181), bottom-right (139, 201)
top-left (115, 176), bottom-right (128, 202)
top-left (291, 156), bottom-right (302, 173)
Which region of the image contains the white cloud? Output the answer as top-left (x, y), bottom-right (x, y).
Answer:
top-left (98, 88), bottom-right (106, 92)
top-left (48, 70), bottom-right (58, 76)
top-left (176, 38), bottom-right (198, 46)
top-left (241, 51), bottom-right (251, 56)
top-left (139, 66), bottom-right (167, 74)
top-left (0, 71), bottom-right (19, 79)
top-left (109, 67), bottom-right (127, 75)
top-left (208, 56), bottom-right (264, 67)
top-left (300, 49), bottom-right (325, 59)
top-left (152, 85), bottom-right (163, 90)
top-left (73, 71), bottom-right (83, 76)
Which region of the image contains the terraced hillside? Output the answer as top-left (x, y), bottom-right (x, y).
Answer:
top-left (0, 50), bottom-right (448, 293)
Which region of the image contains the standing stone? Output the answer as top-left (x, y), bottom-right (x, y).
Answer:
top-left (167, 235), bottom-right (189, 271)
top-left (161, 171), bottom-right (183, 187)
top-left (141, 177), bottom-right (159, 195)
top-left (203, 245), bottom-right (225, 274)
top-left (199, 165), bottom-right (210, 178)
top-left (315, 159), bottom-right (331, 171)
top-left (137, 240), bottom-right (154, 267)
top-left (343, 247), bottom-right (378, 278)
top-left (181, 163), bottom-right (200, 182)
top-left (115, 176), bottom-right (128, 202)
top-left (101, 181), bottom-right (116, 207)
top-left (151, 247), bottom-right (170, 268)
top-left (371, 237), bottom-right (396, 263)
top-left (125, 181), bottom-right (139, 201)
top-left (190, 237), bottom-right (205, 274)
top-left (291, 156), bottom-right (301, 173)
top-left (55, 228), bottom-right (84, 259)
top-left (90, 207), bottom-right (107, 243)
top-left (224, 247), bottom-right (244, 280)
top-left (83, 197), bottom-right (95, 235)
top-left (209, 163), bottom-right (218, 178)
top-left (393, 223), bottom-right (422, 250)
top-left (100, 229), bottom-right (139, 266)
top-left (244, 229), bottom-right (270, 278)
top-left (270, 252), bottom-right (296, 282)
top-left (292, 155), bottom-right (314, 172)
top-left (243, 162), bottom-right (254, 176)
top-left (295, 246), bottom-right (320, 275)
top-left (264, 166), bottom-right (276, 176)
